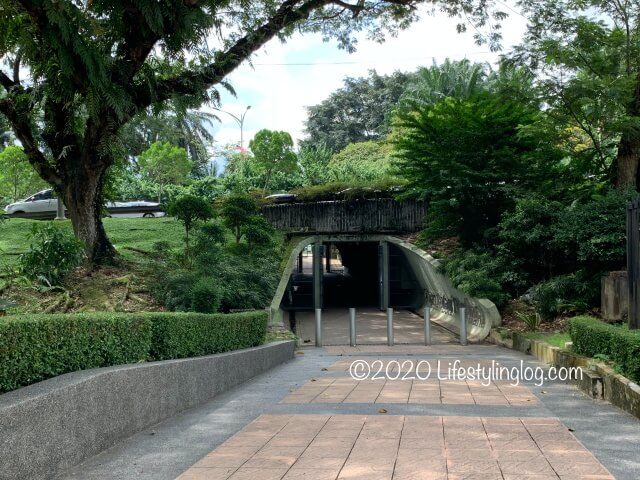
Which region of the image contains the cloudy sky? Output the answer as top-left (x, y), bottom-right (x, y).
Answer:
top-left (210, 3), bottom-right (529, 151)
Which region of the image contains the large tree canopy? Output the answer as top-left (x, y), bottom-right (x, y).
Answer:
top-left (0, 0), bottom-right (499, 264)
top-left (393, 91), bottom-right (564, 245)
top-left (513, 0), bottom-right (640, 188)
top-left (302, 70), bottom-right (411, 152)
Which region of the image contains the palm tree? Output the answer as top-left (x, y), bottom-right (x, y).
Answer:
top-left (397, 59), bottom-right (489, 111)
top-left (120, 104), bottom-right (220, 176)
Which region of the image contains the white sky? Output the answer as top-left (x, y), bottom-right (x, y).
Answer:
top-left (209, 3), bottom-right (529, 151)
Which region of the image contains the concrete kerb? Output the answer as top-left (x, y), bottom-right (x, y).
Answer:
top-left (269, 234), bottom-right (501, 342)
top-left (0, 341), bottom-right (295, 480)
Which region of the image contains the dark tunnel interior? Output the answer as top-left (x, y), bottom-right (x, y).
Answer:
top-left (281, 241), bottom-right (423, 311)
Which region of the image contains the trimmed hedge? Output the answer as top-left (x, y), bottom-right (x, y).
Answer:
top-left (149, 311), bottom-right (267, 360)
top-left (0, 311), bottom-right (267, 393)
top-left (568, 315), bottom-right (640, 382)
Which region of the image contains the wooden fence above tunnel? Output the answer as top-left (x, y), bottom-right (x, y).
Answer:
top-left (262, 198), bottom-right (427, 234)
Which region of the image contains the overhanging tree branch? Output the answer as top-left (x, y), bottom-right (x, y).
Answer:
top-left (0, 71), bottom-right (16, 91)
top-left (135, 0), bottom-right (419, 110)
top-left (0, 98), bottom-right (62, 186)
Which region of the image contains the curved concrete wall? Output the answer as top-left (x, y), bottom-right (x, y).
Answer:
top-left (0, 341), bottom-right (295, 480)
top-left (270, 234), bottom-right (500, 342)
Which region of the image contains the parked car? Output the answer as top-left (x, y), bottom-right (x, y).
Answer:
top-left (4, 189), bottom-right (57, 214)
top-left (4, 189), bottom-right (165, 218)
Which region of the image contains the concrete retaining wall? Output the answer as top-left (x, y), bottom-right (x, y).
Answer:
top-left (0, 341), bottom-right (295, 480)
top-left (488, 331), bottom-right (640, 420)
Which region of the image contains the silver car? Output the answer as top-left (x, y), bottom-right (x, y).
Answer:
top-left (4, 189), bottom-right (57, 214)
top-left (4, 189), bottom-right (164, 218)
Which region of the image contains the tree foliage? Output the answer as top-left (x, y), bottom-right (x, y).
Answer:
top-left (248, 129), bottom-right (298, 194)
top-left (137, 142), bottom-right (192, 202)
top-left (396, 59), bottom-right (488, 112)
top-left (0, 0), bottom-right (501, 264)
top-left (303, 70), bottom-right (411, 152)
top-left (220, 194), bottom-right (261, 244)
top-left (0, 145), bottom-right (45, 201)
top-left (328, 140), bottom-right (393, 182)
top-left (512, 0), bottom-right (640, 188)
top-left (393, 91), bottom-right (563, 245)
top-left (167, 195), bottom-right (215, 255)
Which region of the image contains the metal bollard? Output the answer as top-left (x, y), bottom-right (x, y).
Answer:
top-left (459, 307), bottom-right (467, 346)
top-left (315, 308), bottom-right (322, 347)
top-left (424, 304), bottom-right (431, 346)
top-left (349, 308), bottom-right (356, 347)
top-left (387, 307), bottom-right (394, 346)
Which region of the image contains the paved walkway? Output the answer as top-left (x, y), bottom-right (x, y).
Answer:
top-left (294, 309), bottom-right (454, 346)
top-left (61, 344), bottom-right (640, 480)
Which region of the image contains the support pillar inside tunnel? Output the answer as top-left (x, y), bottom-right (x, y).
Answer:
top-left (379, 240), bottom-right (389, 311)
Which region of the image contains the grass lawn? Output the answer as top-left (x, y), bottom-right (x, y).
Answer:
top-left (522, 331), bottom-right (571, 348)
top-left (0, 217), bottom-right (184, 268)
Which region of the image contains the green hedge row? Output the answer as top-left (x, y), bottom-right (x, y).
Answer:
top-left (568, 315), bottom-right (640, 382)
top-left (0, 311), bottom-right (267, 393)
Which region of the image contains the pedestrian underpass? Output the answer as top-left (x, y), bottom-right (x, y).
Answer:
top-left (269, 234), bottom-right (501, 345)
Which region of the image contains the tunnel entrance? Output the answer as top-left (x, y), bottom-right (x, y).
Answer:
top-left (281, 241), bottom-right (423, 312)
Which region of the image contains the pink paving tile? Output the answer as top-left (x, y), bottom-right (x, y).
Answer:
top-left (227, 467), bottom-right (288, 480)
top-left (175, 414), bottom-right (614, 480)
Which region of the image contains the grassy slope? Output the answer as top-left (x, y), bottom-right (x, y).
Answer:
top-left (522, 332), bottom-right (571, 348)
top-left (0, 217), bottom-right (184, 268)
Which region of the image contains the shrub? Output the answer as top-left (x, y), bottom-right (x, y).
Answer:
top-left (18, 222), bottom-right (84, 285)
top-left (191, 277), bottom-right (221, 313)
top-left (533, 271), bottom-right (599, 320)
top-left (220, 194), bottom-right (260, 244)
top-left (569, 316), bottom-right (640, 382)
top-left (498, 197), bottom-right (565, 281)
top-left (149, 311), bottom-right (267, 360)
top-left (167, 195), bottom-right (215, 251)
top-left (212, 251), bottom-right (281, 313)
top-left (442, 250), bottom-right (512, 308)
top-left (153, 269), bottom-right (199, 311)
top-left (554, 188), bottom-right (637, 267)
top-left (0, 313), bottom-right (152, 392)
top-left (0, 311), bottom-right (268, 393)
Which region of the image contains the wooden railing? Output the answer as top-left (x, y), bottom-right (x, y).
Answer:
top-left (262, 198), bottom-right (426, 234)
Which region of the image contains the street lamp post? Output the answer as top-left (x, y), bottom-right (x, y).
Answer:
top-left (218, 105), bottom-right (251, 151)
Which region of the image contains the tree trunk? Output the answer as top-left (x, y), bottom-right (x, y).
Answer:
top-left (616, 133), bottom-right (640, 188)
top-left (62, 160), bottom-right (116, 265)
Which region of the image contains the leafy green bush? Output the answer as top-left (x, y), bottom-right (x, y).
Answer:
top-left (153, 269), bottom-right (199, 311)
top-left (211, 249), bottom-right (280, 313)
top-left (554, 188), bottom-right (637, 267)
top-left (18, 222), bottom-right (85, 285)
top-left (569, 316), bottom-right (640, 382)
top-left (533, 271), bottom-right (599, 320)
top-left (498, 197), bottom-right (565, 282)
top-left (442, 250), bottom-right (512, 308)
top-left (0, 311), bottom-right (268, 393)
top-left (149, 311), bottom-right (267, 360)
top-left (151, 269), bottom-right (222, 313)
top-left (191, 277), bottom-right (221, 313)
top-left (0, 313), bottom-right (152, 392)
top-left (167, 195), bottom-right (215, 253)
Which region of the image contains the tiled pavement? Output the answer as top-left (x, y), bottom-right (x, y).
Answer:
top-left (177, 415), bottom-right (612, 480)
top-left (176, 351), bottom-right (615, 480)
top-left (61, 341), bottom-right (640, 480)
